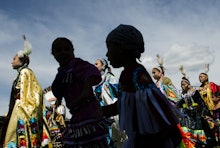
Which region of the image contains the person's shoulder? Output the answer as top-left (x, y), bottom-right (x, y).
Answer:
top-left (209, 82), bottom-right (219, 93)
top-left (162, 76), bottom-right (173, 85)
top-left (134, 64), bottom-right (153, 84)
top-left (163, 76), bottom-right (171, 81)
top-left (106, 71), bottom-right (115, 77)
top-left (20, 67), bottom-right (33, 74)
top-left (106, 72), bottom-right (118, 83)
top-left (73, 57), bottom-right (93, 65)
top-left (68, 58), bottom-right (91, 69)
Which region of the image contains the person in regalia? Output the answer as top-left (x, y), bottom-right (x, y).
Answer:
top-left (152, 55), bottom-right (181, 106)
top-left (2, 35), bottom-right (51, 148)
top-left (177, 66), bottom-right (213, 147)
top-left (94, 58), bottom-right (127, 148)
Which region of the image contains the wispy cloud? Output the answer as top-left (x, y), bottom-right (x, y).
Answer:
top-left (143, 43), bottom-right (215, 73)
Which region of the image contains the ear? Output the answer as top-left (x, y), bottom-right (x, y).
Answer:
top-left (19, 62), bottom-right (23, 66)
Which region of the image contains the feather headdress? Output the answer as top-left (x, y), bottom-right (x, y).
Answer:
top-left (17, 35), bottom-right (32, 58)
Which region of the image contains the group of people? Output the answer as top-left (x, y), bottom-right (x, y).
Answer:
top-left (0, 24), bottom-right (219, 148)
top-left (151, 60), bottom-right (220, 147)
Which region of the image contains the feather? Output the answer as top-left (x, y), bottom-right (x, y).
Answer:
top-left (156, 54), bottom-right (163, 66)
top-left (179, 65), bottom-right (186, 77)
top-left (204, 64), bottom-right (209, 73)
top-left (23, 34), bottom-right (32, 56)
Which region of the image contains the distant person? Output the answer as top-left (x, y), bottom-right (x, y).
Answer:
top-left (43, 86), bottom-right (66, 147)
top-left (198, 71), bottom-right (216, 111)
top-left (102, 24), bottom-right (182, 148)
top-left (177, 75), bottom-right (212, 147)
top-left (94, 58), bottom-right (118, 106)
top-left (50, 37), bottom-right (111, 147)
top-left (1, 35), bottom-right (51, 147)
top-left (210, 83), bottom-right (220, 146)
top-left (94, 58), bottom-right (127, 148)
top-left (152, 59), bottom-right (181, 106)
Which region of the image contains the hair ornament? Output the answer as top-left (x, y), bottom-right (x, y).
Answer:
top-left (179, 65), bottom-right (186, 78)
top-left (179, 65), bottom-right (190, 84)
top-left (101, 59), bottom-right (108, 68)
top-left (156, 54), bottom-right (163, 66)
top-left (17, 35), bottom-right (32, 58)
top-left (155, 54), bottom-right (166, 74)
top-left (204, 64), bottom-right (209, 74)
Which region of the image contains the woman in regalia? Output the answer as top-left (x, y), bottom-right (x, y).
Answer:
top-left (94, 58), bottom-right (127, 148)
top-left (2, 35), bottom-right (50, 148)
top-left (151, 56), bottom-right (181, 106)
top-left (177, 66), bottom-right (212, 147)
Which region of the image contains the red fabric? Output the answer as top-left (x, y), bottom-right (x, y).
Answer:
top-left (210, 82), bottom-right (219, 93)
top-left (177, 124), bottom-right (195, 148)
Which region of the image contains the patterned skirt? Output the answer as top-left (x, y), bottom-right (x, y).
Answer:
top-left (63, 100), bottom-right (113, 148)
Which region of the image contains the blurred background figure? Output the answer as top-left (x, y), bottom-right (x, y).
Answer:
top-left (198, 65), bottom-right (216, 111)
top-left (94, 58), bottom-right (127, 148)
top-left (177, 66), bottom-right (213, 147)
top-left (43, 86), bottom-right (66, 148)
top-left (152, 54), bottom-right (181, 106)
top-left (210, 82), bottom-right (220, 147)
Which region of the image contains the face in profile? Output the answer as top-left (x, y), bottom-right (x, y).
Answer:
top-left (199, 74), bottom-right (208, 83)
top-left (11, 55), bottom-right (21, 69)
top-left (106, 42), bottom-right (123, 68)
top-left (152, 68), bottom-right (162, 81)
top-left (52, 39), bottom-right (74, 67)
top-left (94, 59), bottom-right (103, 72)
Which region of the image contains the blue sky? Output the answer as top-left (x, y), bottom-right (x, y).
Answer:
top-left (0, 0), bottom-right (220, 117)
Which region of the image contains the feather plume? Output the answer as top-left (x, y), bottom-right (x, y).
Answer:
top-left (204, 64), bottom-right (209, 73)
top-left (179, 65), bottom-right (190, 79)
top-left (23, 34), bottom-right (32, 56)
top-left (179, 65), bottom-right (186, 77)
top-left (156, 54), bottom-right (163, 66)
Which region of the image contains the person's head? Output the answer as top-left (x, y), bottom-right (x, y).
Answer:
top-left (94, 58), bottom-right (110, 73)
top-left (11, 54), bottom-right (30, 69)
top-left (12, 35), bottom-right (31, 69)
top-left (152, 66), bottom-right (163, 81)
top-left (199, 73), bottom-right (208, 84)
top-left (210, 82), bottom-right (220, 104)
top-left (106, 24), bottom-right (144, 68)
top-left (51, 37), bottom-right (74, 67)
top-left (181, 77), bottom-right (191, 92)
top-left (212, 93), bottom-right (220, 104)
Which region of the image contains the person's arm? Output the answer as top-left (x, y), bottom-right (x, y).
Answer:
top-left (80, 75), bottom-right (101, 100)
top-left (163, 76), bottom-right (173, 86)
top-left (70, 75), bottom-right (101, 108)
top-left (101, 101), bottom-right (118, 117)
